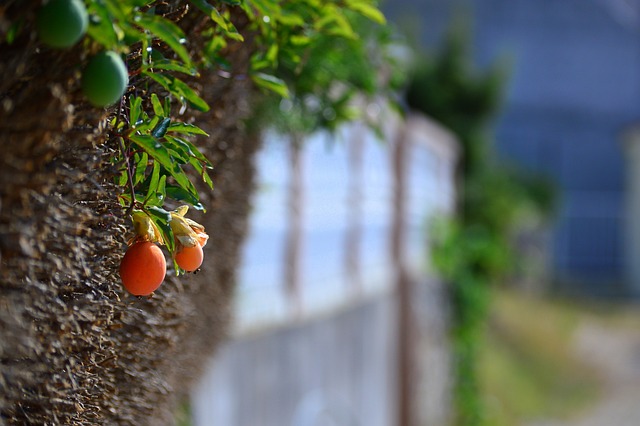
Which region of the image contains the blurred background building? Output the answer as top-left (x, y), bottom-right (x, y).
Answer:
top-left (383, 0), bottom-right (640, 295)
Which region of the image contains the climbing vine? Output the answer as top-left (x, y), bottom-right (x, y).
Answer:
top-left (405, 26), bottom-right (555, 425)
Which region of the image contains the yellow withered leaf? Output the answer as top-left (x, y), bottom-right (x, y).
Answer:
top-left (130, 210), bottom-right (164, 245)
top-left (169, 205), bottom-right (209, 249)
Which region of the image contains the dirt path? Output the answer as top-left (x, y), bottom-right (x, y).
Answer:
top-left (529, 320), bottom-right (640, 426)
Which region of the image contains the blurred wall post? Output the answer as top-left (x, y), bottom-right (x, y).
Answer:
top-left (285, 133), bottom-right (305, 316)
top-left (391, 112), bottom-right (414, 426)
top-left (345, 122), bottom-right (365, 295)
top-left (404, 113), bottom-right (459, 426)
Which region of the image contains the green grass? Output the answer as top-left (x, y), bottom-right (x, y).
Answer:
top-left (479, 290), bottom-right (602, 425)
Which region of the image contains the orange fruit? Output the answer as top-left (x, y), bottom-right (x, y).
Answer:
top-left (119, 241), bottom-right (166, 296)
top-left (175, 243), bottom-right (204, 272)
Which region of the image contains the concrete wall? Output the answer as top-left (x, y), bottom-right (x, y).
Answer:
top-left (192, 276), bottom-right (453, 426)
top-left (192, 293), bottom-right (397, 426)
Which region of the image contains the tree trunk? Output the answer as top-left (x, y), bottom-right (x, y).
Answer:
top-left (0, 4), bottom-right (259, 425)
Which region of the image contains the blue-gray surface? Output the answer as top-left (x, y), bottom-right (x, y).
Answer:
top-left (384, 0), bottom-right (640, 292)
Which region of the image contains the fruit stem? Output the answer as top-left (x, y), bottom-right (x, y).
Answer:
top-left (118, 136), bottom-right (138, 215)
top-left (114, 96), bottom-right (138, 215)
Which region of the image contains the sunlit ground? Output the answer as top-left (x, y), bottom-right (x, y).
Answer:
top-left (481, 289), bottom-right (640, 426)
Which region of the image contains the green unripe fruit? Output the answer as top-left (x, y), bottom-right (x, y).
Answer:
top-left (82, 51), bottom-right (129, 107)
top-left (36, 0), bottom-right (88, 48)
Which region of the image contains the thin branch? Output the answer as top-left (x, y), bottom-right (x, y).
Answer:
top-left (114, 96), bottom-right (137, 215)
top-left (118, 137), bottom-right (138, 216)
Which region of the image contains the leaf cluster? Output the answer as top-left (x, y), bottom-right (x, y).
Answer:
top-left (113, 93), bottom-right (213, 255)
top-left (247, 0), bottom-right (403, 136)
top-left (4, 0), bottom-right (393, 263)
top-left (87, 0), bottom-right (392, 248)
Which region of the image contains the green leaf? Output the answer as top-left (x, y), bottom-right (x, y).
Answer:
top-left (130, 133), bottom-right (200, 200)
top-left (250, 53), bottom-right (272, 72)
top-left (166, 144), bottom-right (190, 164)
top-left (189, 156), bottom-right (215, 189)
top-left (154, 174), bottom-right (167, 206)
top-left (146, 203), bottom-right (171, 222)
top-left (203, 169), bottom-right (214, 189)
top-left (163, 96), bottom-right (172, 116)
top-left (132, 115), bottom-right (159, 133)
top-left (265, 43), bottom-right (278, 64)
top-left (117, 167), bottom-right (128, 187)
top-left (289, 35), bottom-right (311, 46)
top-left (86, 2), bottom-right (119, 49)
top-left (210, 8), bottom-right (230, 31)
top-left (151, 117), bottom-right (172, 139)
top-left (223, 23), bottom-right (244, 42)
top-left (135, 14), bottom-right (193, 68)
top-left (147, 206), bottom-right (175, 253)
top-left (144, 72), bottom-right (210, 112)
top-left (166, 185), bottom-right (205, 211)
top-left (129, 96), bottom-right (143, 126)
top-left (189, 0), bottom-right (229, 31)
top-left (251, 73), bottom-right (290, 98)
top-left (165, 135), bottom-right (212, 165)
top-left (170, 77), bottom-right (210, 112)
top-left (345, 0), bottom-right (386, 24)
top-left (240, 2), bottom-right (255, 19)
top-left (149, 58), bottom-right (199, 76)
top-left (5, 20), bottom-right (22, 45)
top-left (315, 7), bottom-right (357, 39)
top-left (164, 136), bottom-right (214, 189)
top-left (134, 152), bottom-right (149, 185)
top-left (276, 11), bottom-right (305, 27)
top-left (151, 93), bottom-right (165, 117)
top-left (205, 34), bottom-right (228, 59)
top-left (104, 0), bottom-right (135, 22)
top-left (167, 122), bottom-right (209, 136)
top-left (249, 0), bottom-right (282, 21)
top-left (164, 135), bottom-right (193, 155)
top-left (145, 160), bottom-right (161, 204)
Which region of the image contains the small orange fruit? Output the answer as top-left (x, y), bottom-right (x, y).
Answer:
top-left (120, 241), bottom-right (166, 296)
top-left (175, 243), bottom-right (204, 272)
